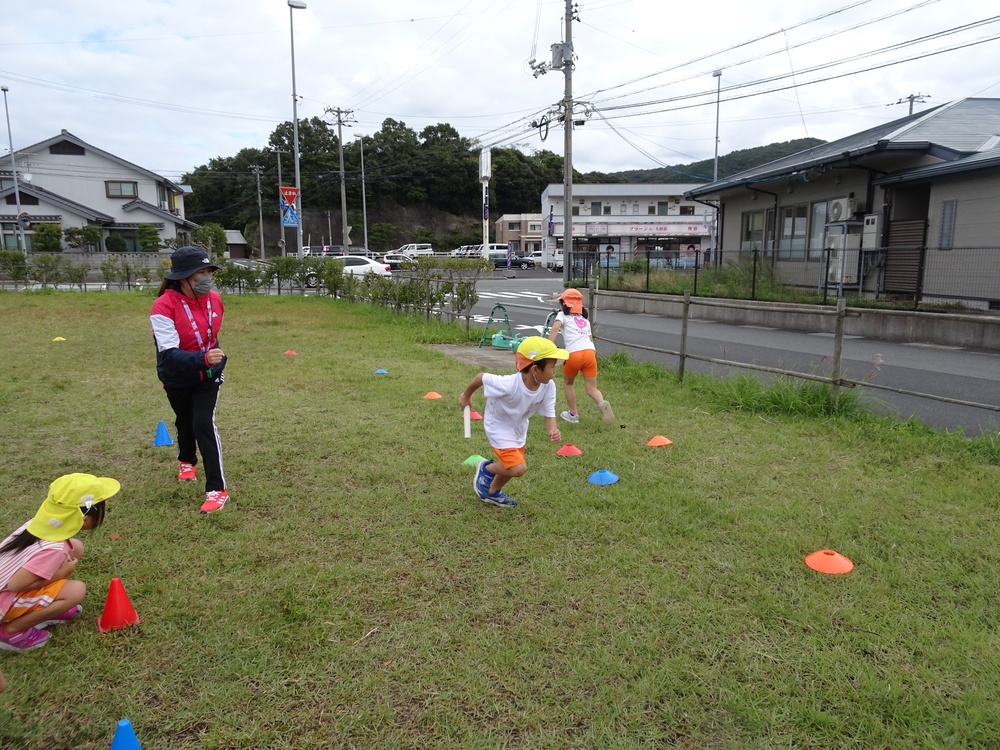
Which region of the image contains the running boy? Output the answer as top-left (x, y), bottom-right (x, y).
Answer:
top-left (459, 336), bottom-right (569, 507)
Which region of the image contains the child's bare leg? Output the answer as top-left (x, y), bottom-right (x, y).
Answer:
top-left (583, 376), bottom-right (604, 406)
top-left (563, 375), bottom-right (578, 413)
top-left (3, 580), bottom-right (86, 634)
top-left (488, 462), bottom-right (526, 494)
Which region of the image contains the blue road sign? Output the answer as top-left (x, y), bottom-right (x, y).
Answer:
top-left (282, 205), bottom-right (300, 227)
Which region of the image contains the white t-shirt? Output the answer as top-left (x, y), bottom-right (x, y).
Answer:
top-left (482, 372), bottom-right (556, 448)
top-left (554, 311), bottom-right (595, 353)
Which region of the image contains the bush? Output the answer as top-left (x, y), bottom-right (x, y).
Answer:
top-left (31, 254), bottom-right (66, 287)
top-left (0, 250), bottom-right (29, 288)
top-left (105, 234), bottom-right (128, 253)
top-left (31, 223), bottom-right (64, 253)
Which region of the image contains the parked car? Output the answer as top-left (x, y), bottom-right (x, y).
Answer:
top-left (384, 244), bottom-right (435, 269)
top-left (488, 251), bottom-right (535, 269)
top-left (304, 255), bottom-right (391, 287)
top-left (529, 250), bottom-right (564, 271)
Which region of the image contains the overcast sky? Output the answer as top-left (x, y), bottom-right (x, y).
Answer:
top-left (2, 0), bottom-right (999, 184)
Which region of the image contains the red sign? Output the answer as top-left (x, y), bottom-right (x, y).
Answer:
top-left (279, 186), bottom-right (300, 203)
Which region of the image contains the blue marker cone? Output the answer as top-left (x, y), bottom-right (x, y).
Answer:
top-left (588, 469), bottom-right (619, 485)
top-left (374, 369), bottom-right (387, 374)
top-left (153, 420), bottom-right (173, 447)
top-left (110, 719), bottom-right (143, 750)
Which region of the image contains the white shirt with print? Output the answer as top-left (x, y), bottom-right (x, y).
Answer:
top-left (482, 372), bottom-right (556, 448)
top-left (554, 311), bottom-right (595, 353)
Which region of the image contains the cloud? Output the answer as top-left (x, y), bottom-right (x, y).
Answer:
top-left (2, 0), bottom-right (999, 181)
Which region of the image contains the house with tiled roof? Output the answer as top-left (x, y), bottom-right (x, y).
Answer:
top-left (0, 129), bottom-right (197, 252)
top-left (686, 98), bottom-right (1000, 308)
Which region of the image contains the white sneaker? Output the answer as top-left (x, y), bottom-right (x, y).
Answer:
top-left (560, 411), bottom-right (579, 423)
top-left (598, 400), bottom-right (615, 424)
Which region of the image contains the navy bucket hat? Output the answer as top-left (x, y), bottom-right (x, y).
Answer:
top-left (165, 246), bottom-right (220, 280)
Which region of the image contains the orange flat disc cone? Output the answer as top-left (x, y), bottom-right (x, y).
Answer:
top-left (556, 444), bottom-right (583, 456)
top-left (646, 435), bottom-right (673, 446)
top-left (423, 391), bottom-right (442, 399)
top-left (469, 410), bottom-right (483, 420)
top-left (805, 549), bottom-right (853, 575)
top-left (284, 350), bottom-right (297, 355)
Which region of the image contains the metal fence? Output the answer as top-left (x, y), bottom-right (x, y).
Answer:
top-left (567, 246), bottom-right (1000, 311)
top-left (592, 293), bottom-right (1000, 417)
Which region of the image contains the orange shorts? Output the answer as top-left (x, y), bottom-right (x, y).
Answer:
top-left (2, 579), bottom-right (67, 622)
top-left (492, 446), bottom-right (526, 469)
top-left (563, 349), bottom-right (598, 379)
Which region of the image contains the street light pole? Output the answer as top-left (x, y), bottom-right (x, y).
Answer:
top-left (1, 86), bottom-right (26, 253)
top-left (711, 70), bottom-right (722, 265)
top-left (354, 134), bottom-right (369, 252)
top-left (271, 147), bottom-right (287, 255)
top-left (288, 0), bottom-right (307, 259)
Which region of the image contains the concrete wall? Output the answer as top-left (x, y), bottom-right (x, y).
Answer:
top-left (587, 289), bottom-right (1000, 351)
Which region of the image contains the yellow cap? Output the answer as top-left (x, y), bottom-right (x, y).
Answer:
top-left (26, 473), bottom-right (120, 542)
top-left (514, 336), bottom-right (569, 370)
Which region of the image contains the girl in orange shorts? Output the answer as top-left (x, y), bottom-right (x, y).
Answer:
top-left (547, 289), bottom-right (615, 424)
top-left (0, 473), bottom-right (119, 652)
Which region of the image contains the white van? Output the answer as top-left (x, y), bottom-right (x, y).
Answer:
top-left (529, 249), bottom-right (563, 270)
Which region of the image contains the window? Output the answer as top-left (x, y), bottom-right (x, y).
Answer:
top-left (657, 201), bottom-right (669, 215)
top-left (939, 200), bottom-right (956, 250)
top-left (571, 206), bottom-right (580, 216)
top-left (741, 210), bottom-right (765, 251)
top-left (777, 205), bottom-right (808, 259)
top-left (648, 205), bottom-right (656, 215)
top-left (5, 193), bottom-right (39, 205)
top-left (106, 181), bottom-right (138, 198)
top-left (508, 222), bottom-right (520, 231)
top-left (808, 202), bottom-right (828, 259)
top-left (679, 205), bottom-right (694, 216)
top-left (49, 141), bottom-right (85, 156)
top-left (591, 202), bottom-right (602, 215)
top-left (632, 203), bottom-right (640, 214)
top-left (528, 223), bottom-right (541, 232)
top-left (603, 205), bottom-right (611, 215)
top-left (621, 203), bottom-right (627, 214)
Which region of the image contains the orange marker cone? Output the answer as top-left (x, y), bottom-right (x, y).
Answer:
top-left (469, 410), bottom-right (483, 420)
top-left (97, 578), bottom-right (141, 633)
top-left (284, 350), bottom-right (297, 355)
top-left (804, 549), bottom-right (853, 575)
top-left (556, 444), bottom-right (583, 456)
top-left (646, 435), bottom-right (673, 446)
top-left (423, 391), bottom-right (442, 399)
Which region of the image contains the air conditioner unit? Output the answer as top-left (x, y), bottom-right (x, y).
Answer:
top-left (829, 198), bottom-right (857, 222)
top-left (671, 197), bottom-right (680, 204)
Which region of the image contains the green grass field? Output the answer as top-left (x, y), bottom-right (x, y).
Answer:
top-left (0, 290), bottom-right (998, 749)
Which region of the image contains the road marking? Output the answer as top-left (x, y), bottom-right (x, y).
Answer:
top-left (904, 342), bottom-right (964, 350)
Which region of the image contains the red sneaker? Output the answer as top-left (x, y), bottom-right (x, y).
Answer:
top-left (178, 462), bottom-right (196, 482)
top-left (200, 490), bottom-right (229, 514)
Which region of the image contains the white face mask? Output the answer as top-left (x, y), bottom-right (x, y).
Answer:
top-left (191, 275), bottom-right (215, 296)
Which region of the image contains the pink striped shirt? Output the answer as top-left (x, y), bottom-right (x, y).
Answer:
top-left (0, 522), bottom-right (72, 615)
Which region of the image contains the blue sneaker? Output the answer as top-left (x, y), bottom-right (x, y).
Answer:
top-left (482, 490), bottom-right (517, 507)
top-left (473, 460), bottom-right (494, 499)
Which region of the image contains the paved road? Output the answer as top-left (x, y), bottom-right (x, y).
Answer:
top-left (470, 276), bottom-right (1000, 437)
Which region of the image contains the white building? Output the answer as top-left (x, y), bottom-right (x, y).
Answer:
top-left (540, 183), bottom-right (714, 263)
top-left (1, 129), bottom-right (196, 252)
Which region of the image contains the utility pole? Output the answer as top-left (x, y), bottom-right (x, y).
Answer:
top-left (1, 86), bottom-right (26, 254)
top-left (893, 93), bottom-right (929, 115)
top-left (561, 0), bottom-right (577, 283)
top-left (325, 106), bottom-right (354, 250)
top-left (271, 148), bottom-right (287, 255)
top-left (251, 165), bottom-right (265, 260)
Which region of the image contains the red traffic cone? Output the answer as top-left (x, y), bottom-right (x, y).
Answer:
top-left (98, 578), bottom-right (140, 633)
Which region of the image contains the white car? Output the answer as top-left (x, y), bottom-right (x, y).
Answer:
top-left (304, 255), bottom-right (391, 287)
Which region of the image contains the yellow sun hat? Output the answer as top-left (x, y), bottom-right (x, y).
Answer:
top-left (514, 336), bottom-right (569, 370)
top-left (26, 473), bottom-right (121, 542)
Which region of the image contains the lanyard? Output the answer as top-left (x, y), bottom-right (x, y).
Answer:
top-left (179, 296), bottom-right (214, 353)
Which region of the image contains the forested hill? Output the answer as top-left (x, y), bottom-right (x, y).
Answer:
top-left (606, 138), bottom-right (826, 184)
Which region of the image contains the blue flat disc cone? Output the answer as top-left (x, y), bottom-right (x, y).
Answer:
top-left (588, 469), bottom-right (619, 485)
top-left (374, 369), bottom-right (388, 374)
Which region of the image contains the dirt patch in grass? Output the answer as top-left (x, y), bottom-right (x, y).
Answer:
top-left (425, 343), bottom-right (518, 371)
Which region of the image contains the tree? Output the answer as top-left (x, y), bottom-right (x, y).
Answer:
top-left (63, 225), bottom-right (103, 252)
top-left (136, 223), bottom-right (163, 252)
top-left (32, 223), bottom-right (63, 253)
top-left (192, 222), bottom-right (228, 262)
top-left (367, 222), bottom-right (400, 250)
top-left (105, 235), bottom-right (127, 253)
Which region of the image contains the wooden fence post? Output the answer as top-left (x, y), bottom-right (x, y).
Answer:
top-left (679, 290), bottom-right (691, 382)
top-left (831, 298), bottom-right (846, 407)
